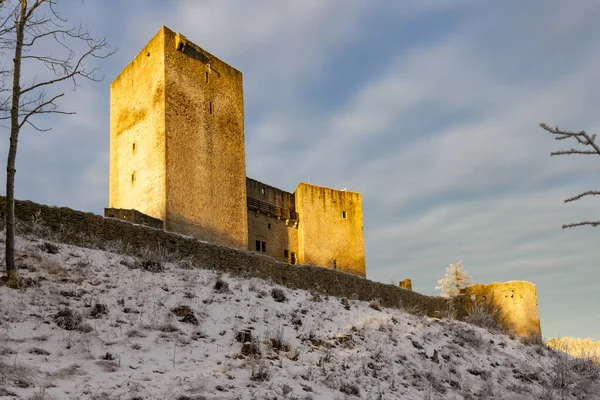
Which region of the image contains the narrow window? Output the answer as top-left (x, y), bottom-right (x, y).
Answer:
top-left (267, 223), bottom-right (272, 230)
top-left (342, 210), bottom-right (347, 219)
top-left (284, 250), bottom-right (289, 258)
top-left (261, 241), bottom-right (266, 252)
top-left (255, 240), bottom-right (260, 251)
top-left (205, 71), bottom-right (209, 83)
top-left (131, 171), bottom-right (136, 184)
top-left (209, 102), bottom-right (213, 114)
top-left (290, 252), bottom-right (296, 264)
top-left (261, 187), bottom-right (265, 195)
top-left (132, 142), bottom-right (136, 152)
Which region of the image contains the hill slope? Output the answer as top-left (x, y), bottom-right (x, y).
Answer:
top-left (0, 234), bottom-right (598, 399)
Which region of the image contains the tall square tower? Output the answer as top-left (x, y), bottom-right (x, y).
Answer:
top-left (295, 183), bottom-right (366, 277)
top-left (109, 26), bottom-right (248, 249)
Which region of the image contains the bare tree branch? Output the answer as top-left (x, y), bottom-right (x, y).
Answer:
top-left (19, 92), bottom-right (66, 129)
top-left (564, 191), bottom-right (600, 204)
top-left (551, 150), bottom-right (597, 156)
top-left (541, 122), bottom-right (600, 229)
top-left (562, 221), bottom-right (600, 229)
top-left (0, 0), bottom-right (115, 280)
top-left (540, 122), bottom-right (600, 157)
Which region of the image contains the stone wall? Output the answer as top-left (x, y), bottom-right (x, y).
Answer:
top-left (0, 197), bottom-right (541, 340)
top-left (2, 197), bottom-right (446, 317)
top-left (246, 177), bottom-right (299, 263)
top-left (247, 210), bottom-right (298, 264)
top-left (104, 208), bottom-right (163, 230)
top-left (246, 178), bottom-right (296, 214)
top-left (459, 282), bottom-right (542, 340)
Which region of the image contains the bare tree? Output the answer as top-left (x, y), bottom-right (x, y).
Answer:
top-left (0, 0), bottom-right (115, 282)
top-left (540, 123), bottom-right (600, 229)
top-left (436, 260), bottom-right (472, 298)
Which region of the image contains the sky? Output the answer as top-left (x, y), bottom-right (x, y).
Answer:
top-left (0, 1), bottom-right (599, 341)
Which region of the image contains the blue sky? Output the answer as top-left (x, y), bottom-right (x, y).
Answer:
top-left (1, 1), bottom-right (599, 340)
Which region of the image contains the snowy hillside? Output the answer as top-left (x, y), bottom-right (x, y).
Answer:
top-left (0, 234), bottom-right (598, 399)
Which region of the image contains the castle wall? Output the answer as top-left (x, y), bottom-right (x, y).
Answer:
top-left (109, 29), bottom-right (166, 223)
top-left (104, 208), bottom-right (163, 230)
top-left (246, 178), bottom-right (299, 262)
top-left (247, 211), bottom-right (298, 263)
top-left (1, 196), bottom-right (542, 340)
top-left (246, 178), bottom-right (296, 212)
top-left (461, 281), bottom-right (542, 339)
top-left (2, 197), bottom-right (446, 318)
top-left (295, 183), bottom-right (366, 277)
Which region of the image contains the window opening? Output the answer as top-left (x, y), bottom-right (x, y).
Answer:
top-left (290, 252), bottom-right (296, 264)
top-left (261, 187), bottom-right (265, 195)
top-left (131, 172), bottom-right (135, 184)
top-left (284, 250), bottom-right (289, 258)
top-left (205, 71), bottom-right (209, 83)
top-left (132, 142), bottom-right (136, 152)
top-left (209, 102), bottom-right (213, 114)
top-left (261, 241), bottom-right (266, 252)
top-left (268, 223), bottom-right (272, 230)
top-left (255, 240), bottom-right (260, 251)
top-left (342, 211), bottom-right (347, 219)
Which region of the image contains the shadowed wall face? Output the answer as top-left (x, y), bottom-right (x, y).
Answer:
top-left (109, 29), bottom-right (166, 223)
top-left (246, 178), bottom-right (298, 263)
top-left (247, 211), bottom-right (298, 263)
top-left (163, 27), bottom-right (247, 250)
top-left (295, 183), bottom-right (366, 277)
top-left (462, 281), bottom-right (542, 339)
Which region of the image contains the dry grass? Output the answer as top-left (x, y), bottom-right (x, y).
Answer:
top-left (545, 337), bottom-right (600, 366)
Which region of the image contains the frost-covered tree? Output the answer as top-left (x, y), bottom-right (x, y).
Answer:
top-left (436, 260), bottom-right (472, 298)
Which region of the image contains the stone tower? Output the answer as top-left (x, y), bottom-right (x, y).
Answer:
top-left (461, 281), bottom-right (542, 339)
top-left (295, 183), bottom-right (366, 277)
top-left (109, 26), bottom-right (248, 250)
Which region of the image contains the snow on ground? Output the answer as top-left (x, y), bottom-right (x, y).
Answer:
top-left (0, 234), bottom-right (598, 400)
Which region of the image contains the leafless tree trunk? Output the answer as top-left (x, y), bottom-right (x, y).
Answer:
top-left (540, 122), bottom-right (600, 229)
top-left (0, 0), bottom-right (115, 282)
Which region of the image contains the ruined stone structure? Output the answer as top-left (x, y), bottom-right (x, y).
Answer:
top-left (399, 279), bottom-right (412, 290)
top-left (460, 281), bottom-right (542, 339)
top-left (107, 26), bottom-right (366, 277)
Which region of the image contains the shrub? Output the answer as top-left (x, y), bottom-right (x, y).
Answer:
top-left (271, 288), bottom-right (287, 302)
top-left (464, 298), bottom-right (502, 333)
top-left (339, 382), bottom-right (360, 396)
top-left (369, 299), bottom-right (382, 311)
top-left (250, 359), bottom-right (270, 381)
top-left (213, 275), bottom-right (231, 293)
top-left (53, 309), bottom-right (92, 333)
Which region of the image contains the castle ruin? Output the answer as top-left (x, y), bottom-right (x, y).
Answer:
top-left (106, 26), bottom-right (366, 277)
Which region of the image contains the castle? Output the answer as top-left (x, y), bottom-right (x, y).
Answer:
top-left (105, 26), bottom-right (366, 277)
